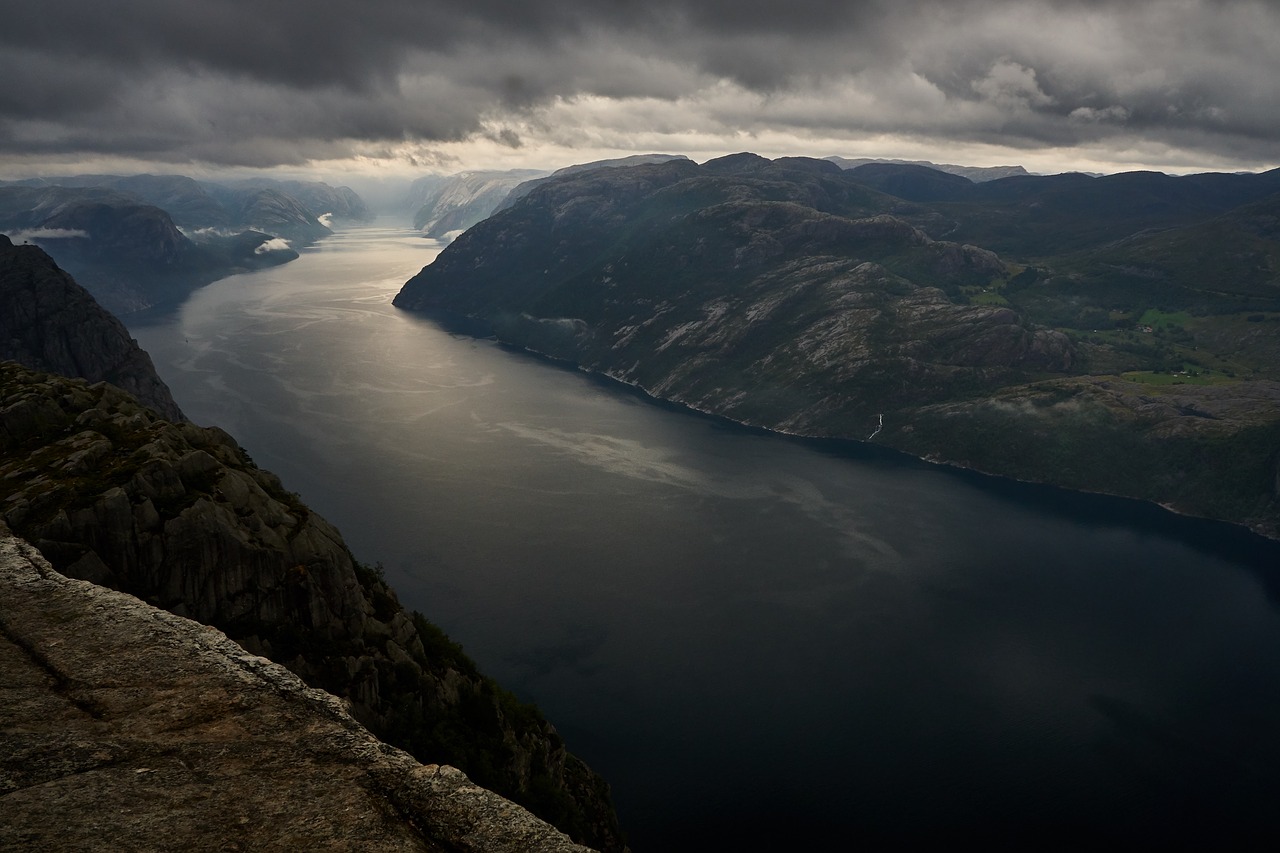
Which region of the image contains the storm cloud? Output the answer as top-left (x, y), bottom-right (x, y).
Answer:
top-left (3, 0), bottom-right (1278, 174)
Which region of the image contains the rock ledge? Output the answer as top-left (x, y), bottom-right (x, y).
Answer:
top-left (0, 526), bottom-right (593, 853)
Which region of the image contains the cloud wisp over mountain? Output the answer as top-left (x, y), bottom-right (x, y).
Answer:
top-left (3, 0), bottom-right (1278, 175)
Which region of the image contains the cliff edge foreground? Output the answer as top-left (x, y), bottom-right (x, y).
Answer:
top-left (0, 524), bottom-right (594, 852)
top-left (0, 360), bottom-right (623, 851)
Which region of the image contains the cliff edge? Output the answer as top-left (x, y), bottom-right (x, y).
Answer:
top-left (0, 234), bottom-right (184, 421)
top-left (0, 361), bottom-right (624, 851)
top-left (0, 525), bottom-right (592, 852)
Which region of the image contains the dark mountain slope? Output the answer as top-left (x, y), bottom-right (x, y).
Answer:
top-left (854, 166), bottom-right (1280, 258)
top-left (0, 186), bottom-right (298, 314)
top-left (0, 235), bottom-right (183, 420)
top-left (0, 361), bottom-right (624, 852)
top-left (496, 154), bottom-right (689, 214)
top-left (395, 156), bottom-right (1280, 537)
top-left (219, 177), bottom-right (372, 223)
top-left (397, 157), bottom-right (1070, 434)
top-left (846, 163), bottom-right (975, 202)
top-left (827, 156), bottom-right (1029, 182)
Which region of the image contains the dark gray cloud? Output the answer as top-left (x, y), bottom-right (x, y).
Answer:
top-left (2, 0), bottom-right (1277, 172)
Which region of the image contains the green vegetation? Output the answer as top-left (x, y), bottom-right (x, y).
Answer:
top-left (398, 156), bottom-right (1280, 536)
top-left (1121, 368), bottom-right (1235, 386)
top-left (1138, 308), bottom-right (1193, 330)
top-left (970, 289), bottom-right (1010, 306)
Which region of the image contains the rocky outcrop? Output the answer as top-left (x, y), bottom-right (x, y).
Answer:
top-left (0, 362), bottom-right (625, 852)
top-left (0, 235), bottom-right (184, 420)
top-left (0, 526), bottom-right (592, 852)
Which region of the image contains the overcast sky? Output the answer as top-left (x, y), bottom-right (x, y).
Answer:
top-left (3, 0), bottom-right (1278, 181)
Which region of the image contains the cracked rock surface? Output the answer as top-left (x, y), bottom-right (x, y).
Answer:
top-left (0, 526), bottom-right (593, 853)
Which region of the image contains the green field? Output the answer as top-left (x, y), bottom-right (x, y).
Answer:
top-left (1120, 368), bottom-right (1235, 386)
top-left (1137, 308), bottom-right (1193, 329)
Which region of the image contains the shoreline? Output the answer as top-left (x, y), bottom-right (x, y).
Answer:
top-left (412, 304), bottom-right (1280, 551)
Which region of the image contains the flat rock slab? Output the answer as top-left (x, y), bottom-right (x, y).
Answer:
top-left (0, 528), bottom-right (593, 853)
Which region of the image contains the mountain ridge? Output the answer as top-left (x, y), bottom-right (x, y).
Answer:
top-left (395, 154), bottom-right (1280, 538)
top-left (0, 174), bottom-right (375, 314)
top-left (0, 234), bottom-right (183, 420)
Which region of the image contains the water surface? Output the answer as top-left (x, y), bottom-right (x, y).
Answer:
top-left (133, 222), bottom-right (1280, 848)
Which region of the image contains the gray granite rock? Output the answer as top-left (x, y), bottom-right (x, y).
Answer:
top-left (0, 526), bottom-right (593, 853)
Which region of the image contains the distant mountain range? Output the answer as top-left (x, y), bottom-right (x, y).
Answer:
top-left (825, 156), bottom-right (1032, 182)
top-left (408, 169), bottom-right (549, 238)
top-left (408, 155), bottom-right (688, 240)
top-left (396, 154), bottom-right (1280, 537)
top-left (0, 175), bottom-right (370, 314)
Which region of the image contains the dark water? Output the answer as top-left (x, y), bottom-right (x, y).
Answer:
top-left (132, 222), bottom-right (1280, 848)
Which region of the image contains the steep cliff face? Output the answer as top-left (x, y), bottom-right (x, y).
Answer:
top-left (0, 362), bottom-right (624, 852)
top-left (0, 235), bottom-right (184, 421)
top-left (0, 527), bottom-right (592, 853)
top-left (412, 170), bottom-right (548, 238)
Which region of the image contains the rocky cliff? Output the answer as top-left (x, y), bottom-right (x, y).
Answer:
top-left (0, 235), bottom-right (184, 421)
top-left (394, 154), bottom-right (1280, 537)
top-left (412, 170), bottom-right (548, 239)
top-left (0, 361), bottom-right (624, 852)
top-left (0, 524), bottom-right (593, 852)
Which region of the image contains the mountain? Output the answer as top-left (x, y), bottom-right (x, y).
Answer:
top-left (199, 184), bottom-right (332, 245)
top-left (395, 154), bottom-right (1280, 537)
top-left (7, 173), bottom-right (366, 235)
top-left (841, 162), bottom-right (977, 202)
top-left (874, 166), bottom-right (1280, 257)
top-left (411, 158), bottom-right (691, 241)
top-left (0, 359), bottom-right (625, 851)
top-left (0, 173), bottom-right (381, 310)
top-left (0, 234), bottom-right (184, 420)
top-left (0, 185), bottom-right (301, 314)
top-left (495, 154), bottom-right (691, 212)
top-left (0, 525), bottom-right (592, 853)
top-left (412, 170), bottom-right (549, 238)
top-left (216, 177), bottom-right (372, 223)
top-left (826, 156), bottom-right (1030, 182)
top-left (396, 155), bottom-right (1071, 419)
